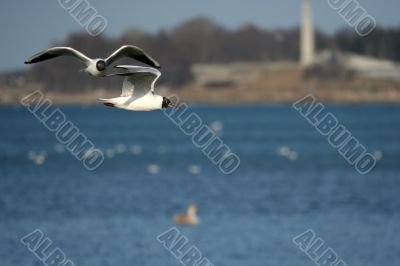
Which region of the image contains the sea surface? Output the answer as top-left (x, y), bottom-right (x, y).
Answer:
top-left (0, 105), bottom-right (399, 266)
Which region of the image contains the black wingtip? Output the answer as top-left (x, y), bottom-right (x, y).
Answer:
top-left (24, 61), bottom-right (31, 64)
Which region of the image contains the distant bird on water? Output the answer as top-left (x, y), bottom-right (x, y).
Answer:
top-left (99, 65), bottom-right (176, 111)
top-left (174, 204), bottom-right (199, 226)
top-left (24, 45), bottom-right (160, 76)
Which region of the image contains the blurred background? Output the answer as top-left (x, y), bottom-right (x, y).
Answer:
top-left (0, 0), bottom-right (399, 266)
top-left (1, 0), bottom-right (400, 103)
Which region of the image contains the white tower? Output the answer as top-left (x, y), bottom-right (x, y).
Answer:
top-left (301, 0), bottom-right (315, 66)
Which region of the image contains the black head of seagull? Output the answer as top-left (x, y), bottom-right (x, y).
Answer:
top-left (96, 60), bottom-right (107, 72)
top-left (162, 97), bottom-right (178, 109)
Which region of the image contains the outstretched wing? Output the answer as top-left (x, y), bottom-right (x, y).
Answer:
top-left (25, 47), bottom-right (92, 65)
top-left (105, 45), bottom-right (161, 69)
top-left (108, 65), bottom-right (161, 97)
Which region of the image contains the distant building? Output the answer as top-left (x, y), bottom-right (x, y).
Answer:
top-left (191, 0), bottom-right (400, 86)
top-left (313, 50), bottom-right (400, 81)
top-left (301, 0), bottom-right (400, 81)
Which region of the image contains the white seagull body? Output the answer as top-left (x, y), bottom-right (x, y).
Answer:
top-left (25, 45), bottom-right (160, 76)
top-left (99, 65), bottom-right (174, 112)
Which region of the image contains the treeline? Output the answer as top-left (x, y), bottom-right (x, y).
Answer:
top-left (24, 17), bottom-right (400, 91)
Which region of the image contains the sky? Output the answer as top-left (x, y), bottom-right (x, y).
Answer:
top-left (1, 0), bottom-right (399, 72)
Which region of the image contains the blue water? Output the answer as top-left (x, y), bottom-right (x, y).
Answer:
top-left (0, 105), bottom-right (399, 266)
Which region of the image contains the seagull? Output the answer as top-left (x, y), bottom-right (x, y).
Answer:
top-left (174, 204), bottom-right (199, 226)
top-left (98, 65), bottom-right (176, 111)
top-left (24, 45), bottom-right (160, 77)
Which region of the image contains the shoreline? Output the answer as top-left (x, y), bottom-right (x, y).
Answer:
top-left (2, 70), bottom-right (400, 106)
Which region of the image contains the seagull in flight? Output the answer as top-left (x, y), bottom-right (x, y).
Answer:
top-left (24, 45), bottom-right (160, 77)
top-left (99, 65), bottom-right (176, 111)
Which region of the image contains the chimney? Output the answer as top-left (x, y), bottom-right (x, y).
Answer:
top-left (301, 0), bottom-right (315, 66)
